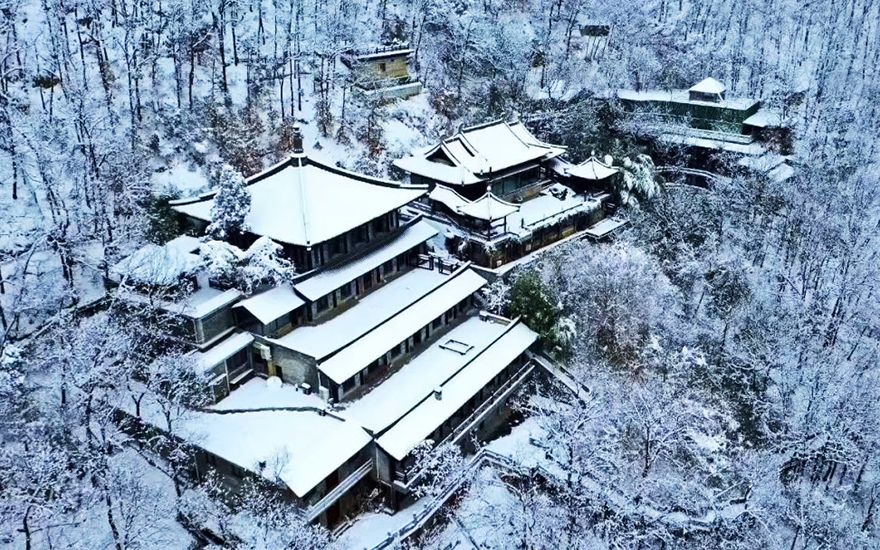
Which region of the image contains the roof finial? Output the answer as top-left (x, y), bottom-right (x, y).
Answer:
top-left (293, 126), bottom-right (304, 154)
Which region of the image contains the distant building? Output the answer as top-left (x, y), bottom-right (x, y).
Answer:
top-left (395, 121), bottom-right (621, 268)
top-left (616, 78), bottom-right (793, 157)
top-left (114, 132), bottom-right (539, 529)
top-left (394, 120), bottom-right (566, 200)
top-left (573, 21), bottom-right (611, 61)
top-left (341, 44), bottom-right (423, 100)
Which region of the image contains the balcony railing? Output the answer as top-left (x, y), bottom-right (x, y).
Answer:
top-left (443, 361), bottom-right (535, 447)
top-left (394, 360), bottom-right (536, 491)
top-left (305, 460), bottom-right (373, 522)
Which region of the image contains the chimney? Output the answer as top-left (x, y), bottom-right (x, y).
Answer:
top-left (292, 126), bottom-right (303, 154)
top-left (433, 387), bottom-right (442, 400)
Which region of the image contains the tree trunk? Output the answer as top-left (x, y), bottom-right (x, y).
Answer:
top-left (189, 40), bottom-right (196, 107)
top-left (214, 11), bottom-right (229, 103)
top-left (22, 505), bottom-right (32, 550)
top-left (105, 489), bottom-right (124, 550)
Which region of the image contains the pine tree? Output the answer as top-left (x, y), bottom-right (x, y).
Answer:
top-left (207, 165), bottom-right (251, 240)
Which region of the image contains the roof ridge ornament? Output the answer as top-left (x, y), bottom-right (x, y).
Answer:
top-left (293, 126), bottom-right (304, 154)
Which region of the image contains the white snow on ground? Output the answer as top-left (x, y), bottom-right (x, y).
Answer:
top-left (330, 497), bottom-right (432, 550)
top-left (151, 163), bottom-right (211, 196)
top-left (430, 467), bottom-right (519, 550)
top-left (0, 449), bottom-right (194, 550)
top-left (484, 416), bottom-right (564, 476)
top-left (384, 119), bottom-right (424, 158)
top-left (0, 242), bottom-right (106, 338)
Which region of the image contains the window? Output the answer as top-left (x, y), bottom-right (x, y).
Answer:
top-left (354, 225), bottom-right (369, 244)
top-left (316, 295), bottom-right (330, 312)
top-left (383, 260), bottom-right (394, 276)
top-left (341, 281), bottom-right (354, 298)
top-left (362, 272), bottom-right (373, 291)
top-left (229, 348), bottom-right (249, 369)
top-left (342, 377), bottom-right (356, 393)
top-left (390, 343), bottom-right (403, 359)
top-left (199, 307), bottom-right (234, 343)
top-left (378, 62), bottom-right (386, 72)
top-left (367, 360), bottom-right (380, 374)
top-left (330, 236), bottom-right (344, 256)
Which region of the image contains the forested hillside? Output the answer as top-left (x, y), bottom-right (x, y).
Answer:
top-left (1, 0), bottom-right (879, 548)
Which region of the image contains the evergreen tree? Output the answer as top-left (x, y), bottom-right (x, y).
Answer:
top-left (207, 165), bottom-right (251, 240)
top-left (509, 270), bottom-right (560, 349)
top-left (143, 195), bottom-right (184, 244)
top-left (619, 154), bottom-right (660, 208)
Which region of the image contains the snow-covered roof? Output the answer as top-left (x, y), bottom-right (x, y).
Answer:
top-left (355, 48), bottom-right (414, 61)
top-left (659, 133), bottom-right (764, 155)
top-left (767, 163), bottom-right (795, 183)
top-left (345, 315), bottom-right (517, 434)
top-left (508, 186), bottom-right (602, 237)
top-left (233, 285), bottom-right (305, 325)
top-left (737, 153), bottom-right (788, 172)
top-left (393, 120), bottom-right (565, 186)
top-left (318, 267), bottom-right (487, 384)
top-left (172, 156), bottom-right (427, 247)
top-left (617, 89), bottom-right (756, 110)
top-left (111, 236), bottom-right (203, 286)
top-left (119, 285), bottom-right (242, 320)
top-left (193, 406), bottom-right (370, 497)
top-left (282, 421), bottom-right (372, 497)
top-left (377, 320), bottom-right (537, 460)
top-left (567, 156), bottom-right (619, 181)
top-left (395, 157), bottom-right (483, 185)
top-left (165, 287), bottom-right (243, 319)
top-left (456, 193), bottom-right (520, 221)
top-left (584, 218), bottom-right (629, 239)
top-left (118, 377), bottom-right (371, 499)
top-left (429, 185), bottom-right (523, 222)
top-left (273, 267), bottom-right (449, 360)
top-left (428, 185), bottom-right (471, 212)
top-left (192, 332), bottom-right (254, 373)
top-left (689, 77), bottom-right (726, 95)
top-left (196, 379), bottom-right (371, 497)
top-left (292, 219), bottom-right (438, 301)
top-left (743, 108), bottom-right (784, 128)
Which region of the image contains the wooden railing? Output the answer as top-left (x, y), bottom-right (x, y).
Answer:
top-left (364, 449), bottom-right (534, 550)
top-left (443, 361), bottom-right (535, 447)
top-left (394, 360), bottom-right (536, 492)
top-left (306, 460), bottom-right (373, 522)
